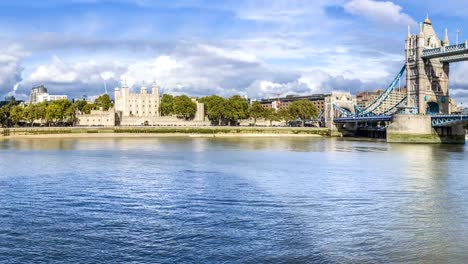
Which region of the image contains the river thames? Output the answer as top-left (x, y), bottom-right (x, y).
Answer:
top-left (0, 137), bottom-right (467, 263)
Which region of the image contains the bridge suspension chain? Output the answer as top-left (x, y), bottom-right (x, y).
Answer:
top-left (358, 65), bottom-right (406, 116)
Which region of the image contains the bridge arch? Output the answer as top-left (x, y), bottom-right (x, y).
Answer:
top-left (427, 102), bottom-right (439, 115)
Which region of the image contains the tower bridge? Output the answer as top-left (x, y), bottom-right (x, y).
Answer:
top-left (328, 17), bottom-right (468, 143)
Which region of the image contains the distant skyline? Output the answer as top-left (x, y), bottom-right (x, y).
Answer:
top-left (1, 0), bottom-right (468, 105)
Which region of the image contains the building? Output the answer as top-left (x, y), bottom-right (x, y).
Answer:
top-left (29, 85), bottom-right (68, 104)
top-left (114, 82), bottom-right (160, 117)
top-left (356, 88), bottom-right (407, 114)
top-left (258, 94), bottom-right (329, 114)
top-left (76, 108), bottom-right (116, 127)
top-left (0, 96), bottom-right (23, 107)
top-left (405, 17), bottom-right (450, 114)
top-left (77, 82), bottom-right (207, 126)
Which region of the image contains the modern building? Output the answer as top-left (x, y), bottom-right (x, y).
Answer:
top-left (258, 94), bottom-right (329, 114)
top-left (29, 85), bottom-right (68, 104)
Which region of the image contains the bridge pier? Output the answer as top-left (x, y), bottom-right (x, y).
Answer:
top-left (387, 114), bottom-right (465, 144)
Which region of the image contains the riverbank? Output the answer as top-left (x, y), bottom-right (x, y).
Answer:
top-left (0, 126), bottom-right (329, 138)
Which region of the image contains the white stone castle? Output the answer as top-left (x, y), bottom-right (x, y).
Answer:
top-left (76, 82), bottom-right (206, 127)
top-left (114, 82), bottom-right (161, 117)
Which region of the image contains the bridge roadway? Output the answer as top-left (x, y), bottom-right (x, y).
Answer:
top-left (334, 114), bottom-right (468, 127)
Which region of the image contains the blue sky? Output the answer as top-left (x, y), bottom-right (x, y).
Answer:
top-left (1, 0), bottom-right (468, 105)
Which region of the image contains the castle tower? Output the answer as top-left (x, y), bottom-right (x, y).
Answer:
top-left (121, 81), bottom-right (130, 116)
top-left (405, 17), bottom-right (450, 115)
top-left (140, 84), bottom-right (147, 94)
top-left (151, 82), bottom-right (159, 97)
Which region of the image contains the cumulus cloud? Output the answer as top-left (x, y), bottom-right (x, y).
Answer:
top-left (20, 56), bottom-right (127, 98)
top-left (246, 70), bottom-right (365, 99)
top-left (1, 0), bottom-right (451, 104)
top-left (448, 62), bottom-right (468, 105)
top-left (0, 44), bottom-right (29, 98)
top-left (19, 41), bottom-right (371, 101)
top-left (344, 0), bottom-right (416, 26)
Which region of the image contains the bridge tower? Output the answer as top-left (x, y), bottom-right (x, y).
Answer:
top-left (405, 17), bottom-right (450, 114)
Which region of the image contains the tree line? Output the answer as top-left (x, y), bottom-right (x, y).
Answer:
top-left (0, 94), bottom-right (113, 127)
top-left (0, 93), bottom-right (319, 127)
top-left (198, 95), bottom-right (318, 126)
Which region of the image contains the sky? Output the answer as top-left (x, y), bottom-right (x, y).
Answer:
top-left (1, 0), bottom-right (468, 105)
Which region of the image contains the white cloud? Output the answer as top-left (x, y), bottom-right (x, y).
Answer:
top-left (29, 57), bottom-right (79, 83)
top-left (0, 44), bottom-right (28, 97)
top-left (344, 0), bottom-right (416, 26)
top-left (100, 71), bottom-right (115, 80)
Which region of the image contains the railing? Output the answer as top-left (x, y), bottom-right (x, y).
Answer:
top-left (422, 43), bottom-right (468, 59)
top-left (431, 115), bottom-right (468, 127)
top-left (334, 115), bottom-right (392, 123)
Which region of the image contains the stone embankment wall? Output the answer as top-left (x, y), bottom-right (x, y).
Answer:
top-left (387, 114), bottom-right (466, 144)
top-left (0, 126), bottom-right (329, 137)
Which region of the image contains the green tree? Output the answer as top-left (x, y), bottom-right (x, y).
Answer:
top-left (10, 105), bottom-right (24, 126)
top-left (199, 95), bottom-right (225, 125)
top-left (276, 108), bottom-right (294, 126)
top-left (35, 102), bottom-right (48, 125)
top-left (288, 99), bottom-right (318, 127)
top-left (173, 95), bottom-right (197, 120)
top-left (75, 100), bottom-right (88, 113)
top-left (65, 104), bottom-right (77, 124)
top-left (46, 103), bottom-right (60, 126)
top-left (159, 94), bottom-right (174, 116)
top-left (264, 108), bottom-right (280, 126)
top-left (46, 99), bottom-right (73, 125)
top-left (224, 95), bottom-right (249, 126)
top-left (83, 103), bottom-right (95, 114)
top-left (0, 107), bottom-right (7, 127)
top-left (94, 94), bottom-right (112, 110)
top-left (24, 104), bottom-right (38, 126)
top-left (249, 101), bottom-right (266, 126)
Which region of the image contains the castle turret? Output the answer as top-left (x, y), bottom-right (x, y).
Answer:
top-left (121, 81), bottom-right (130, 115)
top-left (444, 28), bottom-right (450, 46)
top-left (417, 22), bottom-right (425, 47)
top-left (151, 82), bottom-right (159, 96)
top-left (140, 85), bottom-right (147, 94)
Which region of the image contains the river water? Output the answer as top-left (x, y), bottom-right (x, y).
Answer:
top-left (0, 137), bottom-right (467, 263)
